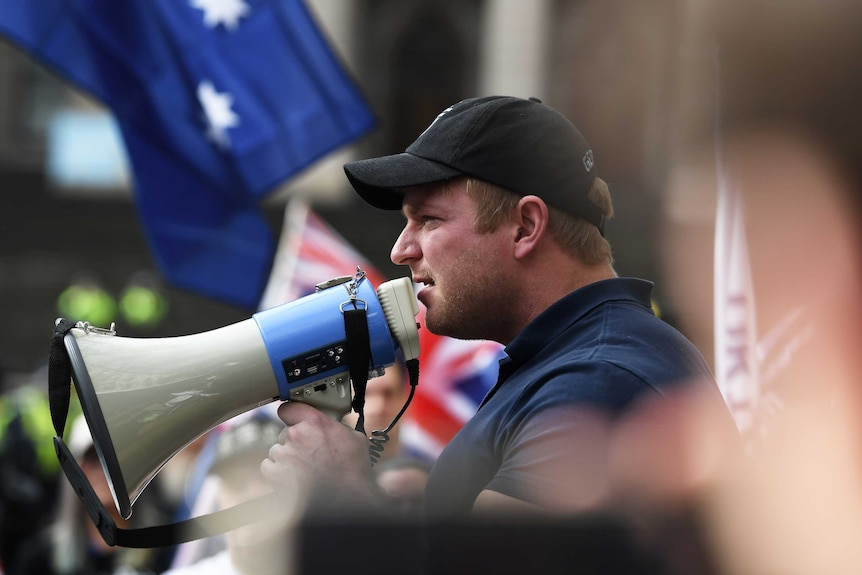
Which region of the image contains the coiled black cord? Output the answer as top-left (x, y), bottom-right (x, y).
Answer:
top-left (368, 357), bottom-right (419, 466)
top-left (368, 429), bottom-right (390, 465)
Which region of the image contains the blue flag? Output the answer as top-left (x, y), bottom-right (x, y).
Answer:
top-left (0, 0), bottom-right (376, 308)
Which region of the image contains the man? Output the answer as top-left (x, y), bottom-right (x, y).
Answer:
top-left (262, 96), bottom-right (727, 520)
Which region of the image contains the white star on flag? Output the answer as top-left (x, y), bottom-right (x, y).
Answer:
top-left (190, 0), bottom-right (250, 31)
top-left (197, 80), bottom-right (240, 148)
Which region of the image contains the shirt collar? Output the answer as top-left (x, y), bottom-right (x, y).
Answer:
top-left (503, 277), bottom-right (654, 369)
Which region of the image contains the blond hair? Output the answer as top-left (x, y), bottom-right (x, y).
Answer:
top-left (465, 177), bottom-right (614, 265)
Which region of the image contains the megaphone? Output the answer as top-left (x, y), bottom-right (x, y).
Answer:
top-left (59, 270), bottom-right (419, 521)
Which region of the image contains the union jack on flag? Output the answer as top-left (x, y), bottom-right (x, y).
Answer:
top-left (258, 198), bottom-right (386, 309)
top-left (402, 313), bottom-right (503, 460)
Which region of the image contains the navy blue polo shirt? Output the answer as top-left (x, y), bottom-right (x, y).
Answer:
top-left (424, 277), bottom-right (717, 518)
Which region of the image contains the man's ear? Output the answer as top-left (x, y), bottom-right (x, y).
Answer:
top-left (512, 195), bottom-right (549, 259)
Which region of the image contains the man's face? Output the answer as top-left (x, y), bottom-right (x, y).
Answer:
top-left (81, 448), bottom-right (116, 512)
top-left (342, 365), bottom-right (406, 434)
top-left (363, 366), bottom-right (407, 433)
top-left (390, 179), bottom-right (512, 342)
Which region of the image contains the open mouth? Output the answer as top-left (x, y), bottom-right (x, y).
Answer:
top-left (414, 277), bottom-right (435, 305)
top-left (413, 275), bottom-right (435, 289)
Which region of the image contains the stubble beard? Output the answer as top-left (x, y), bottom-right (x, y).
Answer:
top-left (423, 251), bottom-right (510, 342)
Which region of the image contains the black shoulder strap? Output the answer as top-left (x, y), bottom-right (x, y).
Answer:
top-left (343, 306), bottom-right (371, 435)
top-left (54, 436), bottom-right (281, 547)
top-left (48, 318), bottom-right (77, 438)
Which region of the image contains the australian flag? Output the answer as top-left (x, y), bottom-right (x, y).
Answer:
top-left (0, 0), bottom-right (376, 309)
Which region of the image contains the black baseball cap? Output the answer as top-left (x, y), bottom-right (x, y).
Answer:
top-left (344, 96), bottom-right (605, 235)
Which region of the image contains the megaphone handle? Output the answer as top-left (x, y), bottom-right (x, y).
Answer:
top-left (318, 406), bottom-right (351, 421)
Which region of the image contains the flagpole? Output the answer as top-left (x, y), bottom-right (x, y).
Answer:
top-left (258, 198), bottom-right (309, 310)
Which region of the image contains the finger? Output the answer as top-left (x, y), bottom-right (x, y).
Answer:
top-left (276, 400), bottom-right (329, 426)
top-left (260, 453), bottom-right (304, 488)
top-left (263, 441), bottom-right (302, 474)
top-left (267, 439), bottom-right (289, 461)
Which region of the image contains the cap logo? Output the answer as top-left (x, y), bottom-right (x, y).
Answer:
top-left (582, 150), bottom-right (595, 172)
top-left (417, 104), bottom-right (457, 139)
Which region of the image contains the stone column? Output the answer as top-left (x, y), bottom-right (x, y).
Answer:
top-left (478, 0), bottom-right (552, 100)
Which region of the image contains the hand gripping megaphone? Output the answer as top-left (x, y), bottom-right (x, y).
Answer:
top-left (48, 268), bottom-right (419, 544)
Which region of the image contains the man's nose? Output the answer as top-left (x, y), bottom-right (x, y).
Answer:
top-left (390, 227), bottom-right (418, 265)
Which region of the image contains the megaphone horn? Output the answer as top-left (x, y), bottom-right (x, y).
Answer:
top-left (60, 271), bottom-right (419, 520)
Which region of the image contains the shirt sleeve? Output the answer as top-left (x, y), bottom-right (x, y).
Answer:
top-left (484, 404), bottom-right (615, 512)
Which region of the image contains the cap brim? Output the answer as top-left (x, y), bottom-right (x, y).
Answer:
top-left (344, 153), bottom-right (462, 210)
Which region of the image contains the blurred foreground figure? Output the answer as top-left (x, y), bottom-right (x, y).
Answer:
top-left (373, 456), bottom-right (431, 518)
top-left (617, 1), bottom-right (862, 573)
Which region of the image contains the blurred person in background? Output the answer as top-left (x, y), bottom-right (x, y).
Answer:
top-left (342, 355), bottom-right (410, 465)
top-left (9, 415), bottom-right (172, 575)
top-left (162, 414), bottom-right (297, 575)
top-left (165, 405), bottom-right (284, 571)
top-left (160, 431), bottom-right (224, 570)
top-left (0, 361), bottom-right (63, 572)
